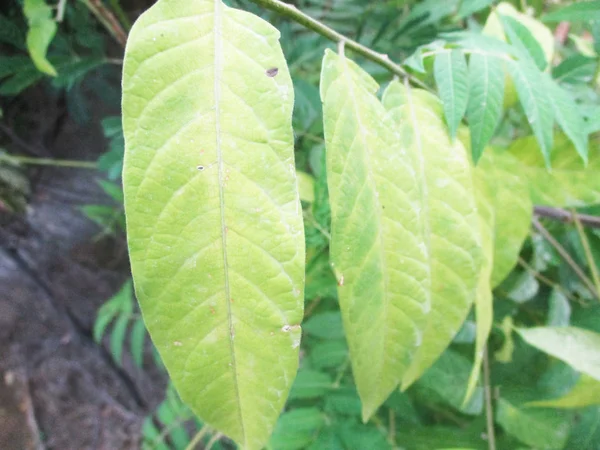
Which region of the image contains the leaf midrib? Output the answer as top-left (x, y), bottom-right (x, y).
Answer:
top-left (213, 0), bottom-right (245, 440)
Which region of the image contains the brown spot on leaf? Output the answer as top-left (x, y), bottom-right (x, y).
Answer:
top-left (266, 67), bottom-right (278, 77)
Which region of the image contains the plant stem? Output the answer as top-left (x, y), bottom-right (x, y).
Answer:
top-left (534, 205), bottom-right (600, 229)
top-left (247, 0), bottom-right (430, 90)
top-left (517, 257), bottom-right (580, 304)
top-left (571, 209), bottom-right (600, 300)
top-left (532, 217), bottom-right (600, 300)
top-left (56, 0), bottom-right (68, 22)
top-left (109, 0), bottom-right (132, 30)
top-left (184, 426), bottom-right (211, 450)
top-left (205, 432), bottom-right (223, 450)
top-left (483, 346), bottom-right (496, 450)
top-left (0, 154), bottom-right (98, 169)
top-left (80, 0), bottom-right (128, 47)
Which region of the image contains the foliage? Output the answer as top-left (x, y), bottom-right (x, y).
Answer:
top-left (4, 0), bottom-right (600, 449)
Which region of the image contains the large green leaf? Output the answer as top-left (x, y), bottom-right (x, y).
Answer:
top-left (320, 50), bottom-right (430, 420)
top-left (382, 81), bottom-right (482, 390)
top-left (517, 327), bottom-right (600, 381)
top-left (23, 0), bottom-right (57, 76)
top-left (433, 49), bottom-right (469, 140)
top-left (122, 1), bottom-right (305, 448)
top-left (508, 134), bottom-right (600, 207)
top-left (466, 53), bottom-right (504, 164)
top-left (500, 14), bottom-right (547, 70)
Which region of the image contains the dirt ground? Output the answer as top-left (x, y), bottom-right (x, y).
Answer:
top-left (0, 84), bottom-right (167, 449)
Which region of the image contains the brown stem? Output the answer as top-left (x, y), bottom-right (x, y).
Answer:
top-left (534, 206), bottom-right (600, 229)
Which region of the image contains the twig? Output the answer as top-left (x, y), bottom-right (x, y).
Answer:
top-left (0, 154), bottom-right (98, 169)
top-left (571, 209), bottom-right (600, 300)
top-left (205, 432), bottom-right (223, 450)
top-left (532, 217), bottom-right (600, 300)
top-left (483, 346), bottom-right (496, 450)
top-left (0, 122), bottom-right (47, 157)
top-left (534, 205), bottom-right (600, 229)
top-left (56, 0), bottom-right (68, 22)
top-left (80, 0), bottom-right (128, 47)
top-left (184, 426), bottom-right (211, 450)
top-left (247, 0), bottom-right (431, 90)
top-left (109, 0), bottom-right (132, 30)
top-left (517, 257), bottom-right (580, 304)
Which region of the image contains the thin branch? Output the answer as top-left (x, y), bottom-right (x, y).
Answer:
top-left (571, 209), bottom-right (600, 299)
top-left (0, 122), bottom-right (47, 157)
top-left (205, 433), bottom-right (223, 450)
top-left (483, 347), bottom-right (496, 450)
top-left (247, 0), bottom-right (431, 90)
top-left (0, 154), bottom-right (98, 169)
top-left (517, 257), bottom-right (580, 304)
top-left (534, 205), bottom-right (600, 229)
top-left (184, 426), bottom-right (211, 450)
top-left (80, 0), bottom-right (128, 47)
top-left (532, 217), bottom-right (600, 300)
top-left (56, 0), bottom-right (68, 22)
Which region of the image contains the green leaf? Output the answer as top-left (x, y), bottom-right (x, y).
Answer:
top-left (269, 408), bottom-right (325, 450)
top-left (382, 82), bottom-right (482, 390)
top-left (466, 54), bottom-right (504, 163)
top-left (320, 50), bottom-right (431, 419)
top-left (130, 318), bottom-right (147, 368)
top-left (156, 402), bottom-right (190, 449)
top-left (517, 326), bottom-right (600, 381)
top-left (303, 311), bottom-right (344, 340)
top-left (433, 49), bottom-right (469, 140)
top-left (23, 0), bottom-right (57, 76)
top-left (474, 147), bottom-right (532, 286)
top-left (542, 1), bottom-right (600, 23)
top-left (110, 312), bottom-right (130, 365)
top-left (456, 0), bottom-right (495, 19)
top-left (528, 375), bottom-right (600, 409)
top-left (93, 280), bottom-right (133, 343)
top-left (309, 340), bottom-right (348, 369)
top-left (0, 13), bottom-right (25, 48)
top-left (544, 79), bottom-right (589, 164)
top-left (500, 14), bottom-right (547, 70)
top-left (547, 289), bottom-right (571, 327)
top-left (297, 170), bottom-right (315, 203)
top-left (496, 397), bottom-right (570, 449)
top-left (0, 67), bottom-right (44, 96)
top-left (289, 369), bottom-right (333, 400)
top-left (122, 1), bottom-right (305, 448)
top-left (508, 134), bottom-right (600, 207)
top-left (415, 349), bottom-right (484, 415)
top-left (506, 60), bottom-right (554, 166)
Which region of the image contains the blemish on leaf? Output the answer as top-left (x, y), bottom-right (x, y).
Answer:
top-left (173, 341), bottom-right (183, 347)
top-left (266, 67), bottom-right (278, 77)
top-left (197, 165), bottom-right (205, 171)
top-left (338, 275), bottom-right (344, 287)
top-left (210, 306), bottom-right (216, 315)
top-left (281, 324), bottom-right (301, 333)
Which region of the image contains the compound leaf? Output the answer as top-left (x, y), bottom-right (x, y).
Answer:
top-left (122, 1), bottom-right (305, 448)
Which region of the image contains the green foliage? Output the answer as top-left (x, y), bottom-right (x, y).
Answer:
top-left (23, 0), bottom-right (57, 76)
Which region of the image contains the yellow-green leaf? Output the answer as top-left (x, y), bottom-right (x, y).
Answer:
top-left (508, 134), bottom-right (600, 207)
top-left (122, 1), bottom-right (305, 448)
top-left (23, 0), bottom-right (57, 76)
top-left (383, 81), bottom-right (482, 390)
top-left (320, 50), bottom-right (430, 420)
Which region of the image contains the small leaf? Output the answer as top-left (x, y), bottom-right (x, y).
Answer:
top-left (122, 1), bottom-right (305, 448)
top-left (456, 0), bottom-right (495, 19)
top-left (506, 60), bottom-right (554, 166)
top-left (544, 78), bottom-right (589, 164)
top-left (303, 311), bottom-right (344, 340)
top-left (130, 318), bottom-right (147, 368)
top-left (110, 312), bottom-right (131, 365)
top-left (508, 134), bottom-right (600, 207)
top-left (297, 170), bottom-right (315, 203)
top-left (500, 15), bottom-right (547, 70)
top-left (466, 54), bottom-right (504, 163)
top-left (527, 375), bottom-right (600, 409)
top-left (547, 289), bottom-right (571, 327)
top-left (433, 49), bottom-right (469, 140)
top-left (309, 340), bottom-right (348, 369)
top-left (496, 397), bottom-right (570, 449)
top-left (542, 1), bottom-right (600, 23)
top-left (517, 326), bottom-right (600, 381)
top-left (23, 0), bottom-right (57, 76)
top-left (269, 408), bottom-right (325, 450)
top-left (289, 370), bottom-right (333, 400)
top-left (93, 280), bottom-right (133, 343)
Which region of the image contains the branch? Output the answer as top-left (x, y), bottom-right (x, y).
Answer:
top-left (248, 0), bottom-right (431, 90)
top-left (532, 217), bottom-right (600, 301)
top-left (483, 347), bottom-right (496, 450)
top-left (534, 206), bottom-right (600, 229)
top-left (80, 0), bottom-right (128, 48)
